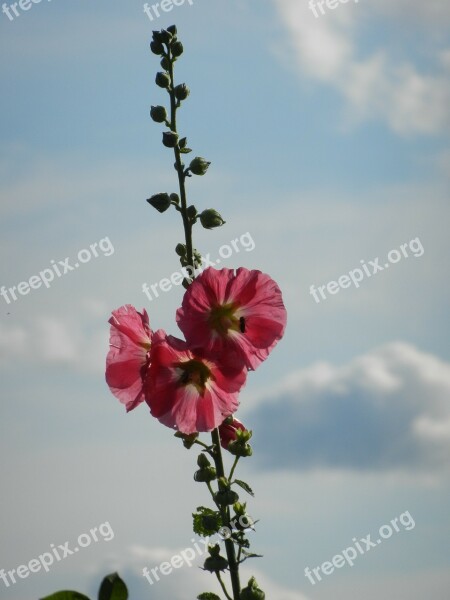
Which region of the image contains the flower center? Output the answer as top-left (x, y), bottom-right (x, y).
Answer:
top-left (176, 359), bottom-right (212, 393)
top-left (208, 303), bottom-right (241, 337)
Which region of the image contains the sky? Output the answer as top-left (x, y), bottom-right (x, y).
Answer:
top-left (0, 0), bottom-right (449, 599)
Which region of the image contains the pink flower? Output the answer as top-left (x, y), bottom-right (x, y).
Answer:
top-left (145, 331), bottom-right (247, 434)
top-left (105, 305), bottom-right (152, 412)
top-left (219, 417), bottom-right (247, 450)
top-left (176, 267), bottom-right (287, 370)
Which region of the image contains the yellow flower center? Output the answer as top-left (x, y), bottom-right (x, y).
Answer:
top-left (208, 303), bottom-right (242, 337)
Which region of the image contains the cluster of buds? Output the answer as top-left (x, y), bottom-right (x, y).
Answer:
top-left (227, 427), bottom-right (253, 458)
top-left (147, 25), bottom-right (225, 252)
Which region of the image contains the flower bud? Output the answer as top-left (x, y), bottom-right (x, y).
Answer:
top-left (146, 193), bottom-right (171, 213)
top-left (170, 193), bottom-right (180, 205)
top-left (166, 24), bottom-right (177, 36)
top-left (172, 40), bottom-right (184, 58)
top-left (187, 205), bottom-right (198, 220)
top-left (174, 83), bottom-right (190, 101)
top-left (227, 428), bottom-right (253, 457)
top-left (189, 157), bottom-right (211, 176)
top-left (160, 56), bottom-right (171, 71)
top-left (203, 545), bottom-right (228, 573)
top-left (219, 417), bottom-right (247, 450)
top-left (175, 243), bottom-right (186, 256)
top-left (194, 466), bottom-right (217, 483)
top-left (162, 131), bottom-right (179, 148)
top-left (240, 577), bottom-right (265, 600)
top-left (150, 40), bottom-right (164, 55)
top-left (214, 488), bottom-right (239, 506)
top-left (152, 30), bottom-right (164, 43)
top-left (197, 453), bottom-right (211, 468)
top-left (159, 29), bottom-right (173, 44)
top-left (150, 105), bottom-right (167, 123)
top-left (174, 431), bottom-right (198, 449)
top-left (155, 72), bottom-right (171, 89)
top-left (199, 209), bottom-right (226, 230)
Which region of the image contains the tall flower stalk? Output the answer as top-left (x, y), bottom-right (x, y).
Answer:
top-left (144, 26), bottom-right (286, 599)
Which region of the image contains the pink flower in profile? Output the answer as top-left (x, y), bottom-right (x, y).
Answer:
top-left (176, 267), bottom-right (287, 370)
top-left (105, 305), bottom-right (152, 412)
top-left (219, 417), bottom-right (247, 450)
top-left (144, 331), bottom-right (247, 434)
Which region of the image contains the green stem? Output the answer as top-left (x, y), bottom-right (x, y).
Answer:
top-left (229, 456), bottom-right (240, 482)
top-left (216, 572), bottom-right (233, 600)
top-left (167, 49), bottom-right (194, 272)
top-left (211, 428), bottom-right (241, 600)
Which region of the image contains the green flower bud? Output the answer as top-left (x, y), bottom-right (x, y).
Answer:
top-left (175, 243), bottom-right (186, 256)
top-left (150, 40), bottom-right (164, 55)
top-left (166, 24), bottom-right (177, 36)
top-left (159, 29), bottom-right (173, 44)
top-left (240, 577), bottom-right (265, 600)
top-left (197, 453), bottom-right (211, 468)
top-left (162, 131), bottom-right (179, 148)
top-left (187, 205), bottom-right (198, 220)
top-left (194, 466), bottom-right (217, 483)
top-left (171, 40), bottom-right (184, 58)
top-left (150, 105), bottom-right (167, 123)
top-left (174, 83), bottom-right (190, 101)
top-left (170, 193), bottom-right (180, 205)
top-left (146, 193), bottom-right (171, 213)
top-left (155, 71), bottom-right (171, 89)
top-left (228, 440), bottom-right (253, 457)
top-left (189, 157), bottom-right (211, 176)
top-left (203, 545), bottom-right (228, 573)
top-left (199, 209), bottom-right (226, 230)
top-left (152, 30), bottom-right (164, 43)
top-left (174, 431), bottom-right (198, 449)
top-left (214, 488), bottom-right (239, 506)
top-left (160, 56), bottom-right (171, 71)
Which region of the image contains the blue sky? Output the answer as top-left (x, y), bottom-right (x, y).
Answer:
top-left (1, 0), bottom-right (449, 599)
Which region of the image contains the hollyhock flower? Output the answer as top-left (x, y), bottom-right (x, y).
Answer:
top-left (105, 305), bottom-right (152, 412)
top-left (145, 330), bottom-right (247, 434)
top-left (219, 417), bottom-right (247, 450)
top-left (176, 267), bottom-right (287, 370)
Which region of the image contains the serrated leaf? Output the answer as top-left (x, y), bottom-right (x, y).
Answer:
top-left (193, 506), bottom-right (222, 536)
top-left (40, 593), bottom-right (90, 600)
top-left (234, 479), bottom-right (254, 496)
top-left (180, 147), bottom-right (193, 154)
top-left (98, 573), bottom-right (128, 600)
top-left (197, 593), bottom-right (222, 600)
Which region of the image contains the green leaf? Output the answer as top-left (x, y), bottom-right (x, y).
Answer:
top-left (40, 593), bottom-right (90, 600)
top-left (241, 549), bottom-right (263, 559)
top-left (197, 593), bottom-right (222, 600)
top-left (98, 573), bottom-right (128, 600)
top-left (180, 147), bottom-right (193, 154)
top-left (234, 479), bottom-right (254, 497)
top-left (193, 506), bottom-right (222, 536)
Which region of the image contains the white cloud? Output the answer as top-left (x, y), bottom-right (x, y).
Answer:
top-left (248, 343), bottom-right (450, 475)
top-left (0, 310), bottom-right (108, 374)
top-left (272, 0), bottom-right (450, 134)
